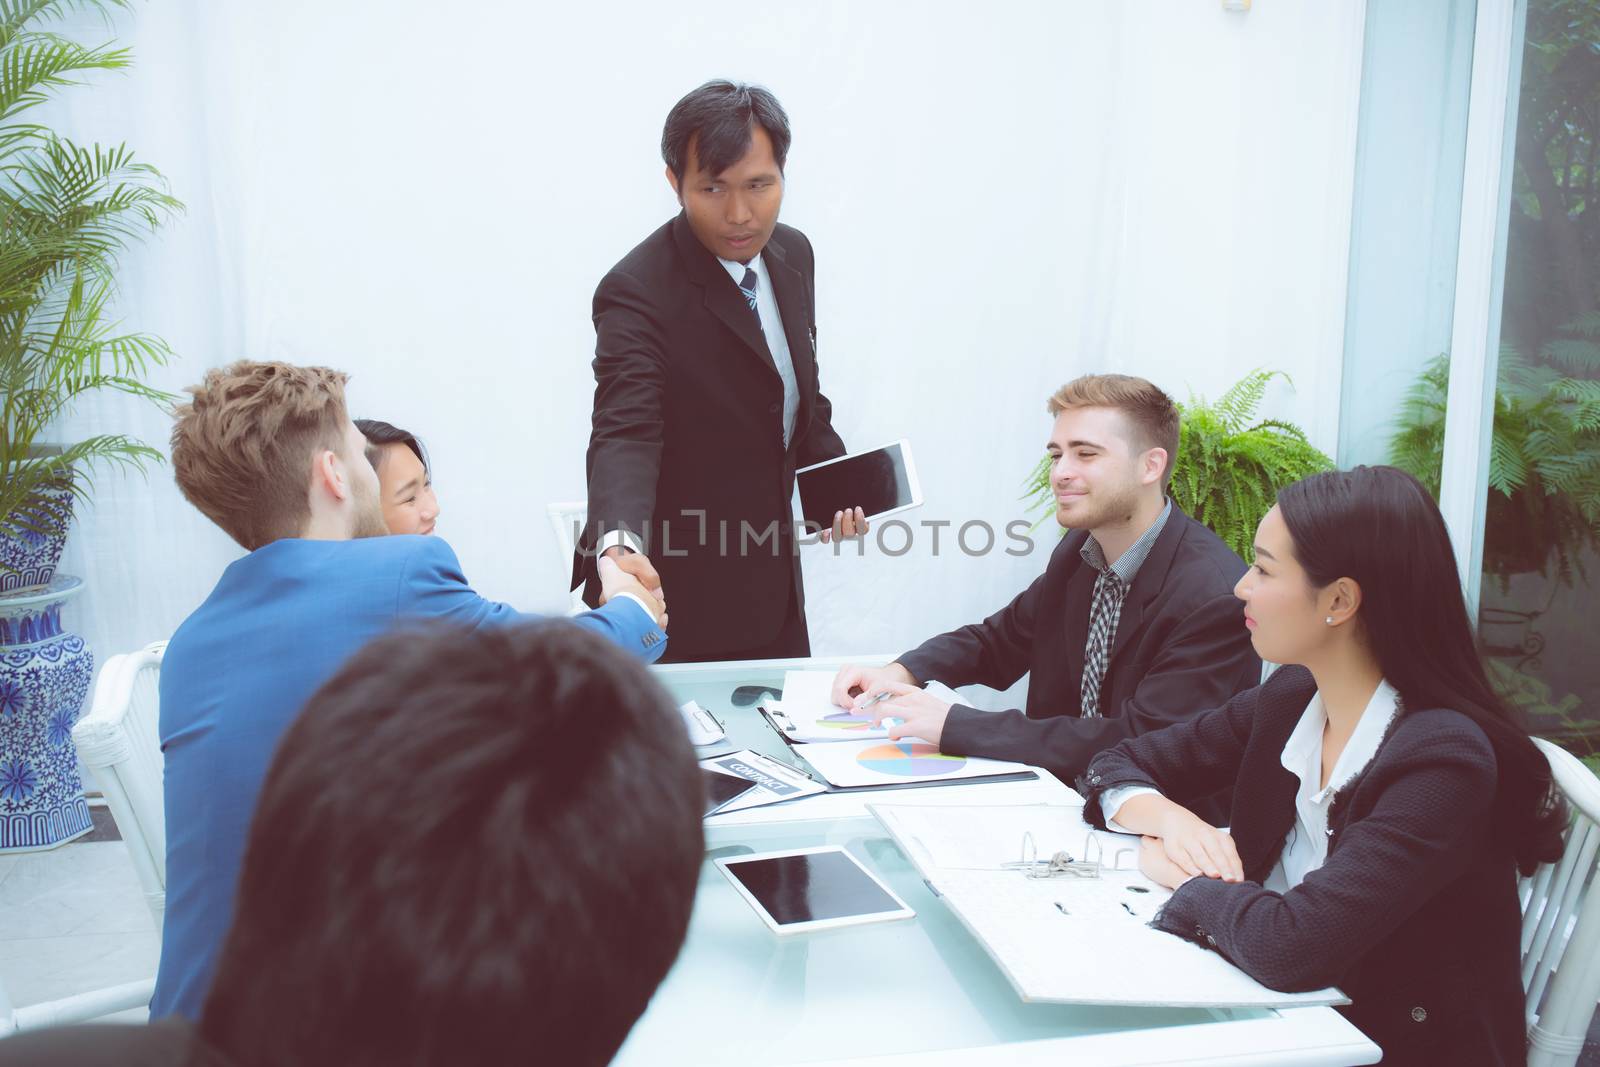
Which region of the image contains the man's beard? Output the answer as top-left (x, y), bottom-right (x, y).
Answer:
top-left (1057, 480), bottom-right (1144, 532)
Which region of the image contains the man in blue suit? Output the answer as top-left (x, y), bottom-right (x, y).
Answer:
top-left (150, 361), bottom-right (668, 1021)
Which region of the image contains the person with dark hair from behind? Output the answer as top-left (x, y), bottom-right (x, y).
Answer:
top-left (575, 79), bottom-right (870, 662)
top-left (354, 418), bottom-right (440, 535)
top-left (1078, 465), bottom-right (1566, 1065)
top-left (150, 361), bottom-right (669, 1022)
top-left (0, 622), bottom-right (704, 1066)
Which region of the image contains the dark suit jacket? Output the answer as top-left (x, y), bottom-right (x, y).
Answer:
top-left (575, 213), bottom-right (846, 658)
top-left (1079, 665), bottom-right (1529, 1067)
top-left (897, 507), bottom-right (1258, 820)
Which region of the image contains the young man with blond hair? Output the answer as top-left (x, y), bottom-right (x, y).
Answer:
top-left (152, 361), bottom-right (667, 1022)
top-left (832, 374), bottom-right (1259, 817)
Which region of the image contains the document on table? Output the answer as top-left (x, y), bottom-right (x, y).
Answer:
top-left (761, 669), bottom-right (965, 744)
top-left (869, 803), bottom-right (1349, 1009)
top-left (791, 737), bottom-right (1034, 789)
top-left (700, 749), bottom-right (826, 814)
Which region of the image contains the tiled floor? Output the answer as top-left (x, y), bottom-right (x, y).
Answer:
top-left (0, 816), bottom-right (156, 1024)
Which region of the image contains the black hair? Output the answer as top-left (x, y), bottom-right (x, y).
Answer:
top-left (1276, 465), bottom-right (1567, 875)
top-left (199, 622), bottom-right (704, 1067)
top-left (661, 79), bottom-right (790, 183)
top-left (354, 417), bottom-right (428, 475)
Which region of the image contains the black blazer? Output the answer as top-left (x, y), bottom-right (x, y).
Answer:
top-left (574, 214), bottom-right (846, 657)
top-left (1079, 666), bottom-right (1528, 1067)
top-left (897, 507), bottom-right (1259, 819)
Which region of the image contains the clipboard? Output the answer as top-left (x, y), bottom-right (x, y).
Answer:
top-left (758, 702), bottom-right (1038, 792)
top-left (811, 769), bottom-right (1040, 794)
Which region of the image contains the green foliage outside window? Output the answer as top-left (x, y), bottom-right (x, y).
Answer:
top-left (1387, 322), bottom-right (1600, 589)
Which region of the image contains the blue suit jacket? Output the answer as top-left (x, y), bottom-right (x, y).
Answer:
top-left (149, 536), bottom-right (664, 1020)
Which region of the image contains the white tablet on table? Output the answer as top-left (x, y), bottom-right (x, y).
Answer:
top-left (795, 439), bottom-right (922, 531)
top-left (715, 845), bottom-right (915, 935)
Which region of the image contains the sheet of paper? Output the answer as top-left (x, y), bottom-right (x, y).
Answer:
top-left (869, 803), bottom-right (1348, 1010)
top-left (791, 737), bottom-right (1032, 788)
top-left (765, 671), bottom-right (965, 743)
top-left (700, 749), bottom-right (825, 814)
top-left (872, 802), bottom-right (1136, 872)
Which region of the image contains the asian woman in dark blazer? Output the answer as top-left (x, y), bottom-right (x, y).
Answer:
top-left (1077, 466), bottom-right (1566, 1066)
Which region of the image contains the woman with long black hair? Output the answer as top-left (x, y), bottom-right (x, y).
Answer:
top-left (1080, 465), bottom-right (1566, 1065)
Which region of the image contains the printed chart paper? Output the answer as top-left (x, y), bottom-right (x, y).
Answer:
top-left (792, 738), bottom-right (1032, 788)
top-left (765, 670), bottom-right (965, 744)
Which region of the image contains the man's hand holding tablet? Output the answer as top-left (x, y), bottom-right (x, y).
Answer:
top-left (818, 505), bottom-right (869, 544)
top-left (797, 440), bottom-right (922, 543)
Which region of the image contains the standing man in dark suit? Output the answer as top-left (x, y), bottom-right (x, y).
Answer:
top-left (575, 80), bottom-right (866, 661)
top-left (831, 375), bottom-right (1259, 820)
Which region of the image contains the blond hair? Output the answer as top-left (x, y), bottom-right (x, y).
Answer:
top-left (1047, 374), bottom-right (1180, 483)
top-left (171, 361), bottom-right (352, 549)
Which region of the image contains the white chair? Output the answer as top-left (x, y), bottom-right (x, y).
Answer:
top-left (0, 641), bottom-right (167, 1036)
top-left (0, 978), bottom-right (158, 1037)
top-left (1522, 738), bottom-right (1600, 1067)
top-left (547, 501), bottom-right (589, 615)
top-left (73, 641), bottom-right (167, 933)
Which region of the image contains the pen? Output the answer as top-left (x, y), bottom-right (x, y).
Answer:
top-left (856, 690), bottom-right (894, 711)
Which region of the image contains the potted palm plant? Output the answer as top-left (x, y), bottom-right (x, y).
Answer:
top-left (1023, 370), bottom-right (1334, 559)
top-left (0, 0), bottom-right (179, 851)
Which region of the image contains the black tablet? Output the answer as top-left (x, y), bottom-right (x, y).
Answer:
top-left (715, 846), bottom-right (915, 934)
top-left (795, 440), bottom-right (922, 531)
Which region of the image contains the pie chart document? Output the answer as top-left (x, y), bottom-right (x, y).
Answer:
top-left (761, 670), bottom-right (966, 744)
top-left (790, 737), bottom-right (1034, 788)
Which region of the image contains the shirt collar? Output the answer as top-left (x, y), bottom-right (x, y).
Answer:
top-left (718, 254), bottom-right (761, 286)
top-left (1080, 497), bottom-right (1173, 584)
top-left (1280, 679), bottom-right (1401, 801)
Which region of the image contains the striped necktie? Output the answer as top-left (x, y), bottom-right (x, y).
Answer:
top-left (739, 267), bottom-right (761, 325)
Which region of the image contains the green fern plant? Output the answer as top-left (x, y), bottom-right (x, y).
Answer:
top-left (0, 0), bottom-right (182, 545)
top-left (1388, 317), bottom-right (1600, 586)
top-left (1023, 370), bottom-right (1334, 558)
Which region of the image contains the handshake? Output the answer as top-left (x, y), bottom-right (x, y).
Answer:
top-left (596, 550), bottom-right (668, 628)
top-left (594, 507), bottom-right (873, 632)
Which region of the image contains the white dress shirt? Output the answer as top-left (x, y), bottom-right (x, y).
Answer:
top-left (597, 250), bottom-right (798, 560)
top-left (1102, 679), bottom-right (1400, 892)
top-left (717, 252), bottom-right (798, 447)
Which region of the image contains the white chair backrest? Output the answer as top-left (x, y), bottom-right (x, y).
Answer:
top-left (1521, 737), bottom-right (1600, 1067)
top-left (72, 641), bottom-right (167, 935)
top-left (547, 501), bottom-right (589, 615)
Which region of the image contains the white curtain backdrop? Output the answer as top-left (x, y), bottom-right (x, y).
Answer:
top-left (40, 0), bottom-right (1365, 708)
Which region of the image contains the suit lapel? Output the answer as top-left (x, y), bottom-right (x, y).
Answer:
top-left (1235, 672), bottom-right (1316, 878)
top-left (1240, 763), bottom-right (1299, 879)
top-left (1059, 531), bottom-right (1096, 692)
top-left (762, 234), bottom-right (816, 405)
top-left (671, 213), bottom-right (779, 378)
top-left (1108, 506), bottom-right (1188, 666)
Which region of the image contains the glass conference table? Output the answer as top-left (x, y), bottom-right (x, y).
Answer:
top-left (612, 655), bottom-right (1381, 1067)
